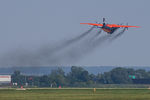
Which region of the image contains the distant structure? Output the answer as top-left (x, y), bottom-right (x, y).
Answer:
top-left (0, 75), bottom-right (11, 86)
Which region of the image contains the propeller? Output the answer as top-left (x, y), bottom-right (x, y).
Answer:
top-left (93, 18), bottom-right (106, 28)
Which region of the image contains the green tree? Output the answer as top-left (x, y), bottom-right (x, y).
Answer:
top-left (11, 70), bottom-right (26, 86)
top-left (135, 69), bottom-right (149, 79)
top-left (110, 67), bottom-right (133, 84)
top-left (49, 67), bottom-right (67, 87)
top-left (67, 66), bottom-right (90, 86)
top-left (39, 75), bottom-right (50, 87)
top-left (101, 72), bottom-right (113, 84)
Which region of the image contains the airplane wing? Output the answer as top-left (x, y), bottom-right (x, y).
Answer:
top-left (107, 24), bottom-right (140, 28)
top-left (80, 23), bottom-right (140, 28)
top-left (80, 23), bottom-right (103, 26)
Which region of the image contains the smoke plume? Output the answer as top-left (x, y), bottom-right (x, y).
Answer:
top-left (0, 28), bottom-right (126, 67)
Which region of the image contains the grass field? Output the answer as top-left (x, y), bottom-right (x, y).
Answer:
top-left (0, 88), bottom-right (150, 100)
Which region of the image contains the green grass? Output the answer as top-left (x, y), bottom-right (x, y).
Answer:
top-left (0, 88), bottom-right (150, 100)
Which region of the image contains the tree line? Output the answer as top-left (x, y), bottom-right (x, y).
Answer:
top-left (11, 66), bottom-right (150, 87)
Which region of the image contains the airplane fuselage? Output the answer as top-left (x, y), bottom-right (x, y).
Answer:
top-left (102, 24), bottom-right (118, 34)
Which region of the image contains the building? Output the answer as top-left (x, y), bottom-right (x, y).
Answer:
top-left (0, 75), bottom-right (11, 86)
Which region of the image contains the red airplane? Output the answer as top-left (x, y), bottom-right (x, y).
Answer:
top-left (80, 18), bottom-right (140, 34)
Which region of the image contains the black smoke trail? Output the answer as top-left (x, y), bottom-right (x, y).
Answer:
top-left (0, 27), bottom-right (95, 66)
top-left (0, 27), bottom-right (126, 67)
top-left (94, 29), bottom-right (102, 37)
top-left (54, 28), bottom-right (126, 64)
top-left (47, 28), bottom-right (126, 65)
top-left (45, 26), bottom-right (95, 51)
top-left (109, 28), bottom-right (126, 41)
top-left (51, 34), bottom-right (111, 64)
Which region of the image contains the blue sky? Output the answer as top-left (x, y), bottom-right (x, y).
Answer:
top-left (0, 0), bottom-right (149, 67)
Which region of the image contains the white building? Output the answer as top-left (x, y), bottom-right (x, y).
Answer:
top-left (0, 75), bottom-right (11, 84)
